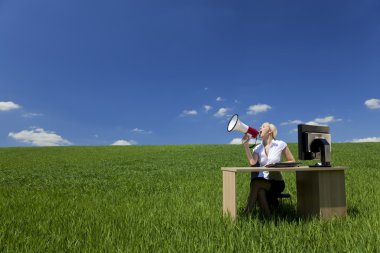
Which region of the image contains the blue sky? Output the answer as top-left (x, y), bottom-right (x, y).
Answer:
top-left (1, 0), bottom-right (379, 146)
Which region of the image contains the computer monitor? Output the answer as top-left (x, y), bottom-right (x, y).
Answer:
top-left (298, 124), bottom-right (331, 167)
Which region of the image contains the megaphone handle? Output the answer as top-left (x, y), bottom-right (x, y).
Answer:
top-left (242, 133), bottom-right (252, 143)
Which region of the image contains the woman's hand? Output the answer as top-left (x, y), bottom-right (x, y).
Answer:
top-left (242, 134), bottom-right (251, 144)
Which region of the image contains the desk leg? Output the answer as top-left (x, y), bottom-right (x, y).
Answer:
top-left (296, 170), bottom-right (346, 218)
top-left (223, 171), bottom-right (236, 221)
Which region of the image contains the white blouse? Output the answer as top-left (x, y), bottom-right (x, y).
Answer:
top-left (252, 140), bottom-right (287, 181)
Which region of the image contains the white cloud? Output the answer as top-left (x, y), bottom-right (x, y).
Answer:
top-left (214, 107), bottom-right (229, 117)
top-left (365, 98), bottom-right (380, 109)
top-left (204, 105), bottom-right (212, 113)
top-left (132, 128), bottom-right (152, 134)
top-left (181, 110), bottom-right (198, 116)
top-left (305, 121), bottom-right (319, 126)
top-left (0, 101), bottom-right (21, 111)
top-left (22, 112), bottom-right (44, 118)
top-left (314, 116), bottom-right (338, 124)
top-left (132, 128), bottom-right (144, 133)
top-left (306, 116), bottom-right (342, 126)
top-left (280, 120), bottom-right (303, 126)
top-left (288, 116), bottom-right (341, 132)
top-left (216, 96), bottom-right (223, 101)
top-left (247, 104), bottom-right (271, 115)
top-left (350, 137), bottom-right (380, 143)
top-left (8, 128), bottom-right (72, 146)
top-left (111, 139), bottom-right (137, 145)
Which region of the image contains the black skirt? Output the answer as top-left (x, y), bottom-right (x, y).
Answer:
top-left (251, 177), bottom-right (285, 207)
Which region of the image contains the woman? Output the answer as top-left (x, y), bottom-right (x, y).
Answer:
top-left (243, 122), bottom-right (295, 216)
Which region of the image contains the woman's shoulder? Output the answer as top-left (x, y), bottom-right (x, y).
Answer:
top-left (273, 139), bottom-right (287, 148)
top-left (274, 139), bottom-right (286, 144)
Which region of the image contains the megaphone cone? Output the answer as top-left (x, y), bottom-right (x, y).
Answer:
top-left (227, 114), bottom-right (259, 142)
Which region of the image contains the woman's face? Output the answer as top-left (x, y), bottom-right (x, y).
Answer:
top-left (259, 123), bottom-right (271, 138)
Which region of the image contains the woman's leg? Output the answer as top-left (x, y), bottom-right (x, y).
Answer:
top-left (244, 182), bottom-right (256, 214)
top-left (245, 179), bottom-right (271, 214)
top-left (258, 189), bottom-right (271, 216)
top-left (266, 180), bottom-right (285, 210)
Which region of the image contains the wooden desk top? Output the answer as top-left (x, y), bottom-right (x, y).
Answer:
top-left (221, 166), bottom-right (347, 172)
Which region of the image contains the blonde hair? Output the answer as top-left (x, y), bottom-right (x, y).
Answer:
top-left (263, 122), bottom-right (278, 139)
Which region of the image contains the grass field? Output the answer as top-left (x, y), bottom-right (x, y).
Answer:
top-left (1, 143), bottom-right (380, 252)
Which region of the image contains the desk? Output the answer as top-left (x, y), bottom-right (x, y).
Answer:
top-left (222, 166), bottom-right (347, 220)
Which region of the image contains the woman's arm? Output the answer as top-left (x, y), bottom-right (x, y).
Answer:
top-left (282, 146), bottom-right (295, 162)
top-left (243, 140), bottom-right (258, 166)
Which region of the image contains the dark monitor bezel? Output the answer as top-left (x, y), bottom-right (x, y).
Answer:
top-left (298, 124), bottom-right (330, 160)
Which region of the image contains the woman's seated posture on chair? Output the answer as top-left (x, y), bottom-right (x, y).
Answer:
top-left (243, 122), bottom-right (295, 216)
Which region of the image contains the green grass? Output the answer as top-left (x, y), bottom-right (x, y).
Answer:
top-left (1, 143), bottom-right (380, 252)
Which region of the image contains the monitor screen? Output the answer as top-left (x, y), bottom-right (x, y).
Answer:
top-left (298, 124), bottom-right (331, 167)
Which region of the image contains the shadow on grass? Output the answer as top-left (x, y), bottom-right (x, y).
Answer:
top-left (237, 203), bottom-right (302, 224)
top-left (237, 204), bottom-right (360, 224)
top-left (347, 206), bottom-right (360, 217)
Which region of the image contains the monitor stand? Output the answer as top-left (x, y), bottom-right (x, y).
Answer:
top-left (310, 139), bottom-right (331, 167)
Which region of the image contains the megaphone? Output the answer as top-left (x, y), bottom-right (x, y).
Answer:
top-left (227, 114), bottom-right (259, 143)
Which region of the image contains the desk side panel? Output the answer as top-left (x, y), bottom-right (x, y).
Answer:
top-left (318, 170), bottom-right (347, 218)
top-left (296, 171), bottom-right (321, 217)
